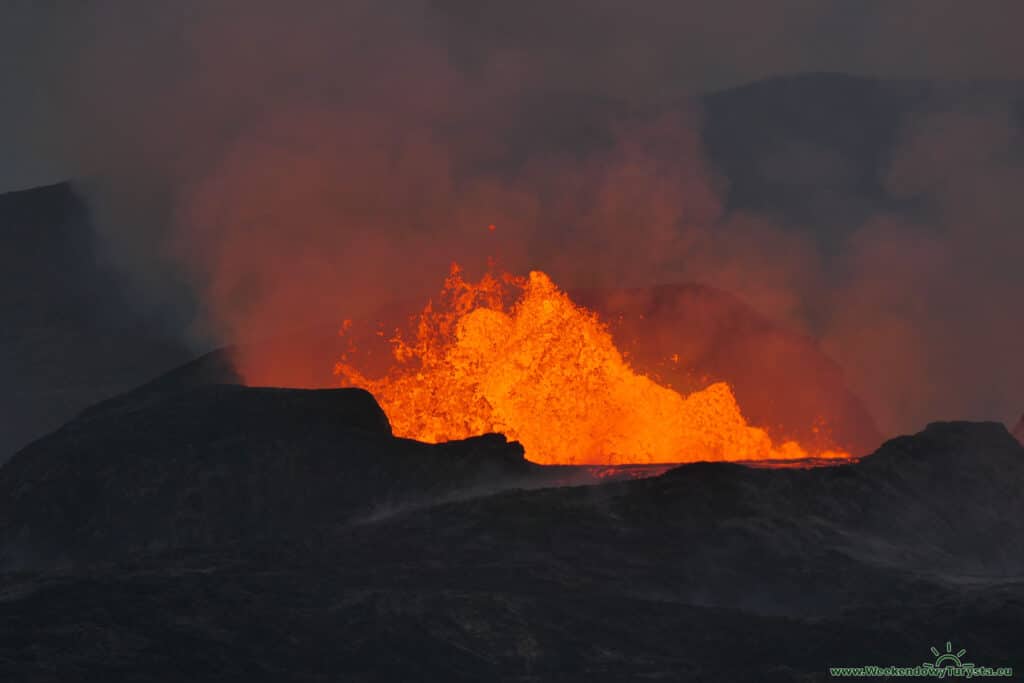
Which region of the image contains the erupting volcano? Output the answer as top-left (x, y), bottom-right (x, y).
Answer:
top-left (335, 265), bottom-right (851, 465)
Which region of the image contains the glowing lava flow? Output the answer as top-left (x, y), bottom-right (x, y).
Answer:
top-left (335, 265), bottom-right (851, 465)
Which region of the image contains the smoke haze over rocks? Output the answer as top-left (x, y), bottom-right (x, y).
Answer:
top-left (0, 1), bottom-right (1022, 441)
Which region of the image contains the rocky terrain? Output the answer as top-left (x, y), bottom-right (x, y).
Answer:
top-left (0, 378), bottom-right (1021, 681)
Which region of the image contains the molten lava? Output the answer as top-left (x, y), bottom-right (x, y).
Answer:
top-left (335, 265), bottom-right (851, 465)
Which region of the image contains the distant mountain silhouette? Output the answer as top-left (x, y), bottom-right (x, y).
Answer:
top-left (0, 183), bottom-right (192, 458)
top-left (704, 73), bottom-right (1023, 251)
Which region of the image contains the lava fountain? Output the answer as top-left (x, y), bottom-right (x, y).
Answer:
top-left (335, 264), bottom-right (851, 465)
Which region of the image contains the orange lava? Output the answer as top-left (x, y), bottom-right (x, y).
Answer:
top-left (334, 264), bottom-right (851, 465)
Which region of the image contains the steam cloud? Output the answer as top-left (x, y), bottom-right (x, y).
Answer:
top-left (5, 0), bottom-right (1023, 438)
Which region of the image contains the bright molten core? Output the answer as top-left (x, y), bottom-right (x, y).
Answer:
top-left (335, 265), bottom-right (850, 465)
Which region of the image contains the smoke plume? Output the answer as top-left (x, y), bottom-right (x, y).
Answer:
top-left (6, 0), bottom-right (1023, 440)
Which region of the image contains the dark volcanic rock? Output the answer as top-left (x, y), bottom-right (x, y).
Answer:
top-left (0, 385), bottom-right (535, 570)
top-left (0, 565), bottom-right (1018, 683)
top-left (1, 391), bottom-right (1023, 680)
top-left (332, 420), bottom-right (1024, 621)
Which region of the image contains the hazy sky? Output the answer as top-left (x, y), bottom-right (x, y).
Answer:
top-left (2, 1), bottom-right (1022, 191)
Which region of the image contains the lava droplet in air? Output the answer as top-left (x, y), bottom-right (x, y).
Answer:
top-left (334, 264), bottom-right (851, 465)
